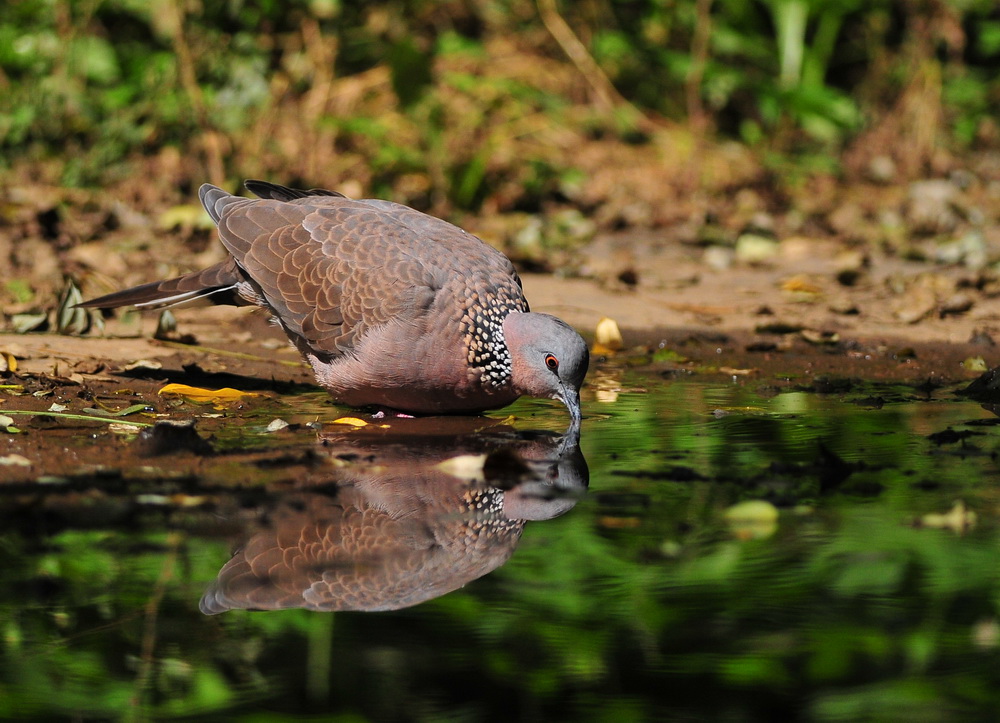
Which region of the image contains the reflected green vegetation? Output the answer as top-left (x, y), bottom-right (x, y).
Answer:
top-left (3, 371), bottom-right (1000, 720)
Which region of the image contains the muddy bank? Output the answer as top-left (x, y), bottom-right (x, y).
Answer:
top-left (2, 260), bottom-right (996, 412)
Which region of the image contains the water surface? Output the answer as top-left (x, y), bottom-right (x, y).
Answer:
top-left (2, 367), bottom-right (1000, 721)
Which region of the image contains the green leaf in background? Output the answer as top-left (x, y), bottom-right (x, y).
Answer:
top-left (66, 35), bottom-right (120, 85)
top-left (4, 280), bottom-right (34, 304)
top-left (388, 37), bottom-right (434, 109)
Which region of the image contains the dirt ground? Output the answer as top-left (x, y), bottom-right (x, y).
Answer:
top-left (2, 245), bottom-right (995, 406)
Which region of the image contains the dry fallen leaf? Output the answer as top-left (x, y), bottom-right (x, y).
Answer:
top-left (781, 274), bottom-right (823, 295)
top-left (0, 352), bottom-right (17, 373)
top-left (11, 313), bottom-right (48, 334)
top-left (800, 329), bottom-right (840, 345)
top-left (56, 278), bottom-right (90, 335)
top-left (266, 419), bottom-right (290, 432)
top-left (593, 316), bottom-right (624, 354)
top-left (124, 359), bottom-right (163, 371)
top-left (331, 417), bottom-right (368, 427)
top-left (892, 285), bottom-right (937, 324)
top-left (158, 383), bottom-right (260, 403)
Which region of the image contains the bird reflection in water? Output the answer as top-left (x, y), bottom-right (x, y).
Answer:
top-left (200, 421), bottom-right (587, 613)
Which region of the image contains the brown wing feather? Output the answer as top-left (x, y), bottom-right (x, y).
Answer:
top-left (214, 198), bottom-right (451, 358)
top-left (173, 184), bottom-right (528, 363)
top-left (82, 183), bottom-right (526, 369)
top-left (79, 258), bottom-right (244, 309)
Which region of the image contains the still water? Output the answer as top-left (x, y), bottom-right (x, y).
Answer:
top-left (2, 368), bottom-right (1000, 721)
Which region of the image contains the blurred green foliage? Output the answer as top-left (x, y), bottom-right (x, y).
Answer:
top-left (1, 1), bottom-right (999, 205)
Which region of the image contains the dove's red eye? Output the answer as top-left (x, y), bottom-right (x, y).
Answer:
top-left (545, 354), bottom-right (559, 371)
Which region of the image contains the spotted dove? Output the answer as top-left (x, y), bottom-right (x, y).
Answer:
top-left (81, 181), bottom-right (588, 420)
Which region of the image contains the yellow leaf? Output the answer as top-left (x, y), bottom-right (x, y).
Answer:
top-left (964, 356), bottom-right (988, 373)
top-left (0, 352), bottom-right (16, 373)
top-left (780, 274), bottom-right (823, 294)
top-left (158, 383), bottom-right (259, 403)
top-left (157, 204), bottom-right (215, 231)
top-left (594, 317), bottom-right (624, 352)
top-left (331, 417), bottom-right (368, 427)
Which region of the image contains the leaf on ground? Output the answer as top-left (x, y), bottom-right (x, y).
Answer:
top-left (266, 418), bottom-right (290, 432)
top-left (0, 352), bottom-right (17, 373)
top-left (800, 329), bottom-right (840, 345)
top-left (81, 403), bottom-right (150, 417)
top-left (154, 310), bottom-right (177, 339)
top-left (593, 316), bottom-right (624, 354)
top-left (781, 274), bottom-right (823, 295)
top-left (124, 359), bottom-right (163, 371)
top-left (158, 383), bottom-right (260, 403)
top-left (11, 313), bottom-right (48, 334)
top-left (0, 454), bottom-right (31, 467)
top-left (331, 417), bottom-right (368, 427)
top-left (56, 278), bottom-right (90, 335)
top-left (893, 285), bottom-right (937, 324)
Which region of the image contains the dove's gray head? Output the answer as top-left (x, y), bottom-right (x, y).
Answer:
top-left (503, 312), bottom-right (588, 423)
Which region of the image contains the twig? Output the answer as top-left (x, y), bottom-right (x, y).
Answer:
top-left (167, 0), bottom-right (225, 186)
top-left (0, 410), bottom-right (153, 427)
top-left (536, 0), bottom-right (649, 127)
top-left (687, 0), bottom-right (714, 133)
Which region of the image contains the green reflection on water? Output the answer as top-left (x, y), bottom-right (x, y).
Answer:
top-left (3, 372), bottom-right (1000, 721)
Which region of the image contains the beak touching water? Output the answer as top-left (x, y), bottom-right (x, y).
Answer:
top-left (556, 384), bottom-right (582, 426)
